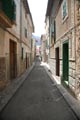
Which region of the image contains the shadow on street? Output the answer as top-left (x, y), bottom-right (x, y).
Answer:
top-left (0, 57), bottom-right (79, 120)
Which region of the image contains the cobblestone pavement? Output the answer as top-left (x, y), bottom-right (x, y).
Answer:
top-left (0, 58), bottom-right (79, 120)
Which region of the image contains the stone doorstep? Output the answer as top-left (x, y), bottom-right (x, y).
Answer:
top-left (0, 63), bottom-right (35, 112)
top-left (44, 65), bottom-right (80, 119)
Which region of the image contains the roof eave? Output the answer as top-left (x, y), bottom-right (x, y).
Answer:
top-left (46, 0), bottom-right (53, 16)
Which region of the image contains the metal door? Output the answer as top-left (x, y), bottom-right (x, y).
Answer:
top-left (63, 42), bottom-right (69, 84)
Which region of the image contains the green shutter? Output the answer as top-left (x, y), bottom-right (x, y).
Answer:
top-left (2, 0), bottom-right (16, 21)
top-left (54, 20), bottom-right (56, 43)
top-left (63, 42), bottom-right (69, 84)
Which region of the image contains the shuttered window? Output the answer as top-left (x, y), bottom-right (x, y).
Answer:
top-left (25, 28), bottom-right (27, 38)
top-left (2, 0), bottom-right (16, 21)
top-left (62, 0), bottom-right (68, 20)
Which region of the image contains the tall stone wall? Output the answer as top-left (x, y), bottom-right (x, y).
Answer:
top-left (75, 1), bottom-right (80, 99)
top-left (0, 57), bottom-right (7, 91)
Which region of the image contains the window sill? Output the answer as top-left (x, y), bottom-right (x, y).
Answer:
top-left (62, 15), bottom-right (68, 24)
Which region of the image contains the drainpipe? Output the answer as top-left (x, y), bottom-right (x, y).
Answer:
top-left (20, 0), bottom-right (22, 47)
top-left (20, 0), bottom-right (22, 73)
top-left (49, 16), bottom-right (50, 58)
top-left (74, 0), bottom-right (76, 95)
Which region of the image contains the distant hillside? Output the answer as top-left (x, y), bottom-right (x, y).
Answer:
top-left (32, 34), bottom-right (41, 46)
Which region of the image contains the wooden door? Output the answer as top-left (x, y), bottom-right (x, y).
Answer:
top-left (56, 47), bottom-right (60, 76)
top-left (26, 53), bottom-right (27, 69)
top-left (10, 40), bottom-right (17, 79)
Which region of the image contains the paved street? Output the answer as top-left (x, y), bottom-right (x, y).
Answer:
top-left (0, 58), bottom-right (79, 120)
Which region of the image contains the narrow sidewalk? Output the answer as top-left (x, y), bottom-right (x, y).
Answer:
top-left (42, 61), bottom-right (80, 119)
top-left (0, 63), bottom-right (35, 112)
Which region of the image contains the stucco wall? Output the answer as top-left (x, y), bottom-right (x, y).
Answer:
top-left (0, 28), bottom-right (5, 56)
top-left (56, 0), bottom-right (71, 41)
top-left (75, 0), bottom-right (80, 99)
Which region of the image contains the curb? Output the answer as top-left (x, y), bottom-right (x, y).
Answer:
top-left (0, 62), bottom-right (35, 112)
top-left (44, 66), bottom-right (80, 119)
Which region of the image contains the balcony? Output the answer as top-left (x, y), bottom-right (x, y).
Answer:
top-left (0, 0), bottom-right (16, 28)
top-left (0, 10), bottom-right (12, 28)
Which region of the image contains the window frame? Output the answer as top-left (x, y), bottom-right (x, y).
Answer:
top-left (24, 28), bottom-right (27, 38)
top-left (62, 0), bottom-right (68, 22)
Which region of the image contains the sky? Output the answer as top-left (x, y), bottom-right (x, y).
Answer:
top-left (27, 0), bottom-right (48, 37)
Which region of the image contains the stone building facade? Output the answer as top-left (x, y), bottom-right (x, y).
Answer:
top-left (41, 34), bottom-right (48, 62)
top-left (31, 37), bottom-right (36, 63)
top-left (45, 0), bottom-right (80, 99)
top-left (0, 0), bottom-right (34, 90)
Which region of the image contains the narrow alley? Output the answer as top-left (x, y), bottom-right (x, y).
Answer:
top-left (0, 58), bottom-right (79, 120)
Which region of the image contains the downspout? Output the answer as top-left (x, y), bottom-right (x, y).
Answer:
top-left (49, 16), bottom-right (51, 58)
top-left (20, 0), bottom-right (22, 73)
top-left (74, 0), bottom-right (77, 96)
top-left (31, 37), bottom-right (33, 65)
top-left (20, 0), bottom-right (22, 47)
